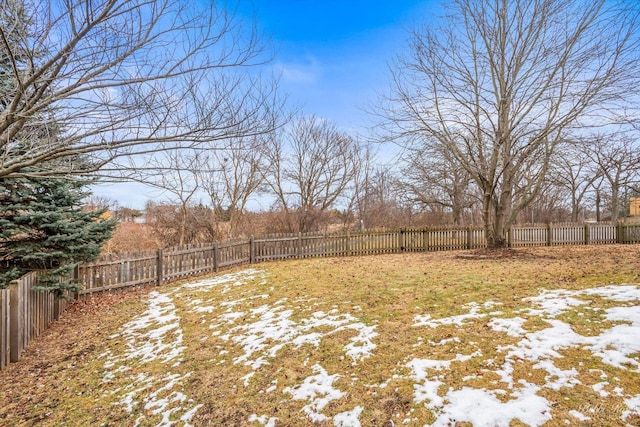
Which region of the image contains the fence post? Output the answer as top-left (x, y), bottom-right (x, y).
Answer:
top-left (297, 232), bottom-right (302, 259)
top-left (9, 279), bottom-right (21, 362)
top-left (213, 242), bottom-right (219, 272)
top-left (1, 288), bottom-right (8, 370)
top-left (119, 261), bottom-right (129, 285)
top-left (617, 221), bottom-right (625, 244)
top-left (584, 224), bottom-right (590, 245)
top-left (466, 226), bottom-right (473, 250)
top-left (344, 230), bottom-right (351, 256)
top-left (422, 229), bottom-right (427, 251)
top-left (546, 223), bottom-right (553, 246)
top-left (249, 237), bottom-right (255, 264)
top-left (157, 249), bottom-right (163, 286)
top-left (398, 229), bottom-right (404, 252)
top-left (53, 297), bottom-right (61, 322)
top-left (73, 265), bottom-right (80, 300)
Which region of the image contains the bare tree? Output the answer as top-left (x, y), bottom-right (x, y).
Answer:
top-left (141, 149), bottom-right (203, 246)
top-left (548, 143), bottom-right (600, 222)
top-left (145, 201), bottom-right (215, 247)
top-left (0, 0), bottom-right (283, 179)
top-left (342, 143), bottom-right (375, 230)
top-left (519, 180), bottom-right (572, 223)
top-left (357, 166), bottom-right (409, 229)
top-left (399, 139), bottom-right (475, 225)
top-left (262, 115), bottom-right (360, 233)
top-left (586, 133), bottom-right (640, 221)
top-left (198, 135), bottom-right (265, 238)
top-left (382, 0), bottom-right (640, 247)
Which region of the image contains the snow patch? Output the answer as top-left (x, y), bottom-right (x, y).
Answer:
top-left (102, 270), bottom-right (265, 425)
top-left (249, 414), bottom-right (278, 426)
top-left (568, 410), bottom-right (591, 421)
top-left (413, 302), bottom-right (491, 328)
top-left (220, 306), bottom-right (377, 369)
top-left (102, 290), bottom-right (200, 426)
top-left (333, 406), bottom-right (363, 427)
top-left (284, 364), bottom-right (345, 422)
top-left (488, 316), bottom-right (527, 337)
top-left (410, 284), bottom-right (640, 424)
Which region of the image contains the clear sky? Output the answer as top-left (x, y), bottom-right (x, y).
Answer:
top-left (235, 0), bottom-right (440, 133)
top-left (93, 0), bottom-right (442, 210)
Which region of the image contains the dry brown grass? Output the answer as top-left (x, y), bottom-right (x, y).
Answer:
top-left (1, 245), bottom-right (639, 426)
top-left (102, 222), bottom-right (161, 254)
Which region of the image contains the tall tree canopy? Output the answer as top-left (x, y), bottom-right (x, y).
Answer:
top-left (384, 0), bottom-right (640, 247)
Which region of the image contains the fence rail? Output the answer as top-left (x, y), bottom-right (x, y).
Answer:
top-left (2, 221), bottom-right (640, 370)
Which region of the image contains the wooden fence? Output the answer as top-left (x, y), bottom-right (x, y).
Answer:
top-left (73, 222), bottom-right (640, 297)
top-left (2, 221), bottom-right (640, 370)
top-left (0, 272), bottom-right (71, 370)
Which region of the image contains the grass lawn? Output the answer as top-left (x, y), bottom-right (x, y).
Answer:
top-left (1, 245), bottom-right (640, 426)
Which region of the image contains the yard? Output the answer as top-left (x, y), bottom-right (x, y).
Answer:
top-left (1, 245), bottom-right (640, 426)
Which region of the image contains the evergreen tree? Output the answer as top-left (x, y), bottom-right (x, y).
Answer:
top-left (0, 177), bottom-right (116, 296)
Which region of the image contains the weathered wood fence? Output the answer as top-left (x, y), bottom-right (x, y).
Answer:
top-left (2, 221), bottom-right (640, 370)
top-left (0, 272), bottom-right (71, 370)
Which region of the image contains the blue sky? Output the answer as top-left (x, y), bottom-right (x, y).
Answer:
top-left (236, 0), bottom-right (440, 133)
top-left (94, 0), bottom-right (442, 209)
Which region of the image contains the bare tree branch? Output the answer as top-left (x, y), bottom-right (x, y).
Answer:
top-left (261, 115), bottom-right (361, 233)
top-left (0, 0), bottom-right (285, 179)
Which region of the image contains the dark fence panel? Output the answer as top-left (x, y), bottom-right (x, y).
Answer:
top-left (77, 253), bottom-right (159, 296)
top-left (0, 272), bottom-right (70, 369)
top-left (622, 223), bottom-right (640, 243)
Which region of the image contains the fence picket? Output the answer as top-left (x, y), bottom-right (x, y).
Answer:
top-left (0, 287), bottom-right (8, 370)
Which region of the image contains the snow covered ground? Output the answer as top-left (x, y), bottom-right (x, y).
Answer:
top-left (407, 285), bottom-right (640, 426)
top-left (99, 269), bottom-right (640, 426)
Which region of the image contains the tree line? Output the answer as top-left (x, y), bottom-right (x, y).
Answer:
top-left (1, 0), bottom-right (640, 289)
top-left (101, 126), bottom-right (640, 250)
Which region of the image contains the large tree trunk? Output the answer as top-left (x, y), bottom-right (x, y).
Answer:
top-left (571, 194), bottom-right (580, 223)
top-left (483, 194), bottom-right (506, 249)
top-left (451, 181), bottom-right (466, 226)
top-left (610, 184), bottom-right (620, 222)
top-left (483, 181), bottom-right (513, 249)
top-left (485, 205), bottom-right (509, 249)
